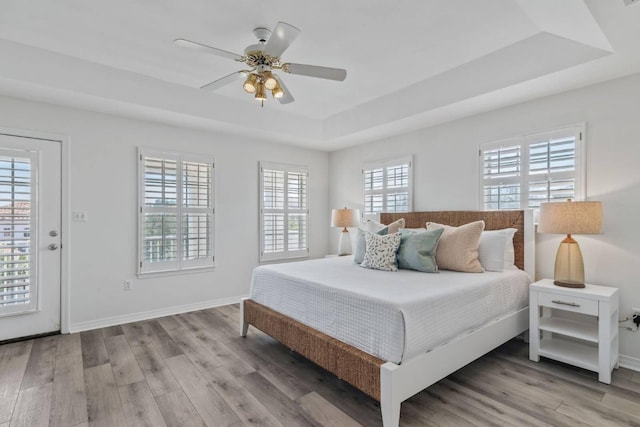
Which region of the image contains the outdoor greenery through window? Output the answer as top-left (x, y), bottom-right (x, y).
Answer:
top-left (139, 149), bottom-right (214, 274)
top-left (480, 125), bottom-right (584, 215)
top-left (363, 156), bottom-right (413, 216)
top-left (259, 162), bottom-right (308, 262)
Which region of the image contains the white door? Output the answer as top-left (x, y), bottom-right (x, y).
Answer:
top-left (0, 134), bottom-right (61, 341)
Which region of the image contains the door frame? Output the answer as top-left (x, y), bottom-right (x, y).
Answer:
top-left (0, 125), bottom-right (70, 334)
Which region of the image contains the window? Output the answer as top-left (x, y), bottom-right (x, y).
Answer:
top-left (138, 149), bottom-right (214, 274)
top-left (362, 156), bottom-right (413, 215)
top-left (480, 125), bottom-right (584, 214)
top-left (259, 162), bottom-right (308, 262)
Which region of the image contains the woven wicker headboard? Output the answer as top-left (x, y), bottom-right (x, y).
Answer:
top-left (380, 210), bottom-right (527, 271)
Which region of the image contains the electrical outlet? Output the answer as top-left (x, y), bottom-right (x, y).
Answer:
top-left (632, 307), bottom-right (640, 330)
top-left (124, 280), bottom-right (133, 291)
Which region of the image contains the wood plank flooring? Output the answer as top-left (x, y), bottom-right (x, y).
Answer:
top-left (1, 304), bottom-right (640, 426)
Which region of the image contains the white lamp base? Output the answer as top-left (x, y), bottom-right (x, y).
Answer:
top-left (337, 228), bottom-right (352, 256)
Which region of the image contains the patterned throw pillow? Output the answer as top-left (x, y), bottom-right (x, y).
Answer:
top-left (360, 232), bottom-right (401, 272)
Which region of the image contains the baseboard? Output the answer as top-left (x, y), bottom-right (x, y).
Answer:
top-left (69, 295), bottom-right (247, 333)
top-left (619, 354), bottom-right (640, 372)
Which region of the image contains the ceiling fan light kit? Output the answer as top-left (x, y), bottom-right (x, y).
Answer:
top-left (272, 83), bottom-right (284, 99)
top-left (243, 73), bottom-right (259, 93)
top-left (175, 21), bottom-right (347, 107)
top-left (255, 82), bottom-right (267, 102)
top-left (262, 71), bottom-right (278, 90)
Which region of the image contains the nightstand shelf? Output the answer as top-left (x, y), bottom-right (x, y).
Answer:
top-left (538, 337), bottom-right (598, 371)
top-left (529, 279), bottom-right (619, 384)
top-left (538, 317), bottom-right (598, 343)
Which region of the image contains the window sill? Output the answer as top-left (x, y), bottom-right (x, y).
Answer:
top-left (259, 255), bottom-right (309, 265)
top-left (137, 265), bottom-right (216, 280)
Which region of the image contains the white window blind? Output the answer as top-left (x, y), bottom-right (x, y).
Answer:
top-left (480, 125), bottom-right (584, 213)
top-left (260, 162), bottom-right (308, 262)
top-left (138, 149), bottom-right (214, 274)
top-left (363, 156), bottom-right (413, 215)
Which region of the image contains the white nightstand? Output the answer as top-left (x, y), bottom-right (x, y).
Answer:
top-left (529, 279), bottom-right (619, 384)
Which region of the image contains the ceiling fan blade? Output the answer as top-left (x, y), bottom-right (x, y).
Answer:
top-left (275, 76), bottom-right (295, 104)
top-left (200, 71), bottom-right (248, 91)
top-left (174, 38), bottom-right (243, 61)
top-left (264, 22), bottom-right (301, 58)
top-left (283, 63), bottom-right (347, 81)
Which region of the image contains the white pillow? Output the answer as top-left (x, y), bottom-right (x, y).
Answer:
top-left (478, 228), bottom-right (517, 272)
top-left (365, 218), bottom-right (405, 234)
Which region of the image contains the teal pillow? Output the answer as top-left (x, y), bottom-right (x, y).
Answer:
top-left (397, 228), bottom-right (444, 273)
top-left (354, 227), bottom-right (388, 264)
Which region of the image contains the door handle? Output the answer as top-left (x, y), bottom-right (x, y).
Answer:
top-left (48, 243), bottom-right (59, 251)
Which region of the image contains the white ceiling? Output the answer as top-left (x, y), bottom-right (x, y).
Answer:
top-left (0, 0), bottom-right (638, 150)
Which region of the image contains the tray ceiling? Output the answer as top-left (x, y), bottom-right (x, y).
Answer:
top-left (0, 0), bottom-right (638, 150)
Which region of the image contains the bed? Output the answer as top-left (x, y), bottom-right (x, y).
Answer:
top-left (241, 210), bottom-right (535, 426)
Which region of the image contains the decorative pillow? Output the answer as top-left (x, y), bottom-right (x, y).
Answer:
top-left (399, 227), bottom-right (427, 233)
top-left (365, 218), bottom-right (405, 234)
top-left (397, 228), bottom-right (444, 273)
top-left (504, 233), bottom-right (516, 269)
top-left (426, 220), bottom-right (485, 273)
top-left (353, 227), bottom-right (388, 264)
top-left (360, 232), bottom-right (401, 272)
top-left (478, 228), bottom-right (518, 272)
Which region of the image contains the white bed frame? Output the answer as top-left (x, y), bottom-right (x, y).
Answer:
top-left (241, 210), bottom-right (535, 427)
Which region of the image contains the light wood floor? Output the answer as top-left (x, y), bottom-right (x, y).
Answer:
top-left (1, 305), bottom-right (640, 427)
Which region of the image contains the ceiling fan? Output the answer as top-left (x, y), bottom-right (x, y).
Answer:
top-left (174, 22), bottom-right (347, 106)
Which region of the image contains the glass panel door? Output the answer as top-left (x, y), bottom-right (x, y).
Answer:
top-left (0, 134), bottom-right (61, 342)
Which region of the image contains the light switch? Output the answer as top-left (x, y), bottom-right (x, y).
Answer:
top-left (72, 211), bottom-right (88, 222)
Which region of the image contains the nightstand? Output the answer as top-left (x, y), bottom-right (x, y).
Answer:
top-left (529, 279), bottom-right (619, 384)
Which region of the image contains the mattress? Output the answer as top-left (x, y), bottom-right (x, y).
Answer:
top-left (250, 256), bottom-right (530, 364)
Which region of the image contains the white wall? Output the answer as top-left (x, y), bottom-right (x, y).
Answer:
top-left (0, 95), bottom-right (329, 330)
top-left (329, 72), bottom-right (640, 366)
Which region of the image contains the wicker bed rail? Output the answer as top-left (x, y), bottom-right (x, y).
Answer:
top-left (243, 299), bottom-right (384, 400)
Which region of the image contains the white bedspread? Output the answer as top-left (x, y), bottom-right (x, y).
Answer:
top-left (250, 256), bottom-right (530, 364)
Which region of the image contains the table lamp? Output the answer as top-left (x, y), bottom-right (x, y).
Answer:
top-left (537, 200), bottom-right (602, 288)
top-left (331, 207), bottom-right (359, 255)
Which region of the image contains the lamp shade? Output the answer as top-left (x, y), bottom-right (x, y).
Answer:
top-left (538, 201), bottom-right (602, 235)
top-left (331, 208), bottom-right (359, 228)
